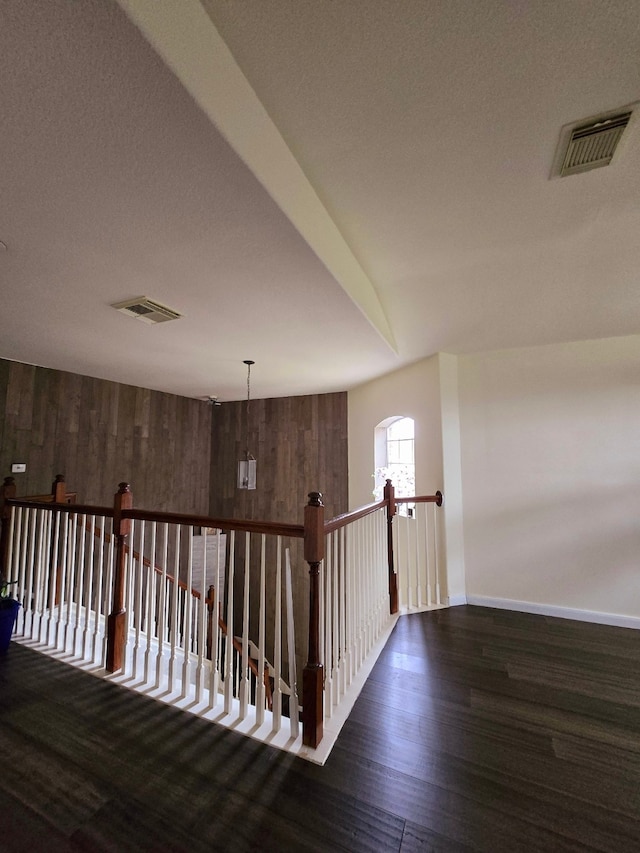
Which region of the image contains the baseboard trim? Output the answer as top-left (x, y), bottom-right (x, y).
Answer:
top-left (447, 594), bottom-right (468, 607)
top-left (466, 595), bottom-right (640, 631)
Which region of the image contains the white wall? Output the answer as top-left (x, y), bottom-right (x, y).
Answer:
top-left (348, 356), bottom-right (444, 509)
top-left (348, 355), bottom-right (467, 602)
top-left (459, 335), bottom-right (640, 621)
top-left (438, 353), bottom-right (466, 602)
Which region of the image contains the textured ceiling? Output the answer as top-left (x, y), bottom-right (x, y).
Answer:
top-left (1, 0), bottom-right (639, 401)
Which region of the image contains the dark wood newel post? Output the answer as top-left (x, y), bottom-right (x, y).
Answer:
top-left (206, 583), bottom-right (215, 660)
top-left (52, 474), bottom-right (66, 503)
top-left (303, 491), bottom-right (324, 748)
top-left (51, 475), bottom-right (66, 604)
top-left (106, 482), bottom-right (133, 673)
top-left (384, 479), bottom-right (398, 614)
top-left (0, 476), bottom-right (17, 578)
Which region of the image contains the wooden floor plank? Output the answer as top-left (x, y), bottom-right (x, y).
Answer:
top-left (2, 606), bottom-right (640, 851)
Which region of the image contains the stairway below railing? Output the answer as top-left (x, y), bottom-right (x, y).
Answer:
top-left (3, 477), bottom-right (444, 762)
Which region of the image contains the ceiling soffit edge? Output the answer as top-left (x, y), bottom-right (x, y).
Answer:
top-left (114, 0), bottom-right (397, 353)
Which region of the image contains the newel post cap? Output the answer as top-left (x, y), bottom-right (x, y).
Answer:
top-left (113, 482), bottom-right (133, 537)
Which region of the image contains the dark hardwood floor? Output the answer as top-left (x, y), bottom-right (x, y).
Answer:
top-left (2, 606), bottom-right (640, 851)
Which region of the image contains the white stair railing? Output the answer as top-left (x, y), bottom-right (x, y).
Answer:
top-left (6, 499), bottom-right (302, 746)
top-left (8, 503), bottom-right (115, 664)
top-left (122, 519), bottom-right (301, 740)
top-left (4, 481), bottom-right (444, 758)
top-left (394, 495), bottom-right (445, 611)
top-left (321, 503), bottom-right (392, 721)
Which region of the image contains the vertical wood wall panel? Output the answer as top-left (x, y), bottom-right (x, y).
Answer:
top-left (210, 392), bottom-right (348, 676)
top-left (0, 357), bottom-right (349, 677)
top-left (209, 392), bottom-right (348, 524)
top-left (0, 357), bottom-right (347, 520)
top-left (0, 358), bottom-right (211, 513)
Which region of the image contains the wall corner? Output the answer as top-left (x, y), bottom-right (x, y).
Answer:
top-left (437, 353), bottom-right (467, 603)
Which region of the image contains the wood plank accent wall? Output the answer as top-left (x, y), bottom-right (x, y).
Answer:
top-left (0, 359), bottom-right (347, 675)
top-left (209, 392), bottom-right (348, 524)
top-left (209, 392), bottom-right (348, 680)
top-left (0, 359), bottom-right (211, 513)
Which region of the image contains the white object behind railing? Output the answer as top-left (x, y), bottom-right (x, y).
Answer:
top-left (394, 500), bottom-right (445, 610)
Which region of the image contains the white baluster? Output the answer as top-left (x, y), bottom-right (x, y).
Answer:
top-left (423, 503), bottom-right (432, 607)
top-left (255, 534), bottom-right (266, 725)
top-left (131, 520), bottom-right (144, 680)
top-left (81, 515), bottom-right (95, 661)
top-left (168, 524), bottom-right (181, 693)
top-left (195, 526), bottom-right (208, 703)
top-left (207, 529), bottom-right (222, 709)
top-left (341, 527), bottom-right (351, 689)
top-left (239, 531), bottom-right (251, 719)
top-left (271, 535), bottom-right (282, 732)
top-left (71, 513), bottom-right (86, 655)
top-left (92, 516), bottom-right (106, 664)
top-left (223, 530), bottom-right (235, 715)
top-left (181, 525), bottom-right (193, 701)
top-left (31, 509), bottom-right (47, 640)
top-left (22, 509), bottom-right (36, 640)
top-left (154, 523), bottom-right (169, 689)
top-left (324, 531), bottom-right (333, 716)
top-left (143, 522), bottom-right (157, 685)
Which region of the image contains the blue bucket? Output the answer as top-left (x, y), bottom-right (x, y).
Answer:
top-left (0, 599), bottom-right (21, 653)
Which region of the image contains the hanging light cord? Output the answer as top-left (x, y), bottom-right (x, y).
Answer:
top-left (244, 360), bottom-right (254, 461)
top-left (246, 361), bottom-right (251, 418)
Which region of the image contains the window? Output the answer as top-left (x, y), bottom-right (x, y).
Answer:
top-left (374, 416), bottom-right (415, 512)
top-left (386, 417), bottom-right (415, 494)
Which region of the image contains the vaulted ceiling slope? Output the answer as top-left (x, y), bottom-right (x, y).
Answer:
top-left (2, 0), bottom-right (639, 400)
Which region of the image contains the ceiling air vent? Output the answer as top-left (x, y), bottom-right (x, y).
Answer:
top-left (111, 297), bottom-right (182, 325)
top-left (558, 111), bottom-right (632, 177)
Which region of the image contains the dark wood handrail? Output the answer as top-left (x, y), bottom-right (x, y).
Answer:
top-left (323, 491), bottom-right (442, 535)
top-left (18, 492), bottom-right (78, 504)
top-left (8, 492), bottom-right (442, 537)
top-left (6, 501), bottom-right (305, 538)
top-left (395, 490), bottom-right (443, 506)
top-left (123, 507), bottom-right (304, 539)
top-left (7, 499), bottom-right (113, 516)
top-left (324, 499), bottom-right (386, 534)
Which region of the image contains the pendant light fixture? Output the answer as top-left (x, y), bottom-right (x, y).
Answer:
top-left (237, 360), bottom-right (257, 489)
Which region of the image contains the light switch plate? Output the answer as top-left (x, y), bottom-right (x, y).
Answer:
top-left (11, 463), bottom-right (26, 473)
